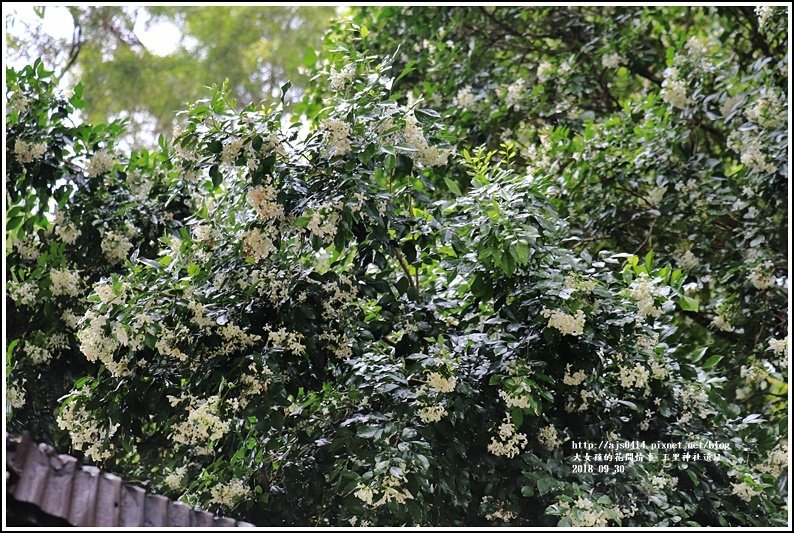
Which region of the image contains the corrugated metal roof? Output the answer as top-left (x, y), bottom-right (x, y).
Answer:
top-left (6, 433), bottom-right (255, 527)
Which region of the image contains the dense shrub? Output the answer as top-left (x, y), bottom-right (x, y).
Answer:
top-left (5, 6), bottom-right (788, 527)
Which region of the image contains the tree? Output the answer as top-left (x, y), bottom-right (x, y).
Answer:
top-left (5, 6), bottom-right (788, 527)
top-left (5, 6), bottom-right (335, 141)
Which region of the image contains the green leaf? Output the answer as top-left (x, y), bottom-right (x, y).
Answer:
top-left (679, 295), bottom-right (700, 312)
top-left (7, 216), bottom-right (24, 231)
top-left (512, 242), bottom-right (530, 265)
top-left (210, 164), bottom-right (222, 187)
top-left (702, 355), bottom-right (723, 370)
top-left (444, 177), bottom-right (462, 196)
top-left (511, 408), bottom-right (523, 428)
top-left (396, 61), bottom-right (416, 83)
top-left (303, 46), bottom-right (317, 68)
top-left (537, 476), bottom-right (554, 496)
top-left (280, 81), bottom-right (292, 104)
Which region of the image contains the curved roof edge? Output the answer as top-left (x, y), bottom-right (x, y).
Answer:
top-left (6, 433), bottom-right (255, 527)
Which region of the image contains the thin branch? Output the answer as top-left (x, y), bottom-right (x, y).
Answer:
top-left (57, 10), bottom-right (83, 82)
top-left (393, 246), bottom-right (417, 291)
top-left (381, 336), bottom-right (397, 348)
top-left (633, 217), bottom-right (657, 254)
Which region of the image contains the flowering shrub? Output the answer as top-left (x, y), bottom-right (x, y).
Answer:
top-left (6, 60), bottom-right (186, 438)
top-left (5, 6), bottom-right (789, 527)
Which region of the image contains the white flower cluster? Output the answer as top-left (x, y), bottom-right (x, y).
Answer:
top-left (755, 5), bottom-right (773, 29)
top-left (675, 178), bottom-right (699, 195)
top-left (243, 227), bottom-right (275, 262)
top-left (164, 465), bottom-right (188, 490)
top-left (748, 261), bottom-right (775, 290)
top-left (565, 388), bottom-right (598, 413)
top-left (235, 363), bottom-right (273, 410)
top-left (186, 299), bottom-right (215, 329)
top-left (684, 36), bottom-right (708, 58)
top-left (77, 310), bottom-right (129, 376)
top-left (649, 474), bottom-right (678, 490)
top-left (321, 118), bottom-right (352, 157)
top-left (563, 274), bottom-right (597, 295)
top-left (57, 390), bottom-right (120, 462)
top-left (555, 497), bottom-right (625, 527)
top-left (741, 142), bottom-right (778, 174)
top-left (644, 185), bottom-right (667, 208)
top-left (768, 337), bottom-right (788, 357)
top-left (417, 366), bottom-right (457, 423)
top-left (353, 483), bottom-right (375, 505)
top-left (307, 204), bottom-right (341, 242)
top-left (755, 441), bottom-right (788, 477)
top-left (542, 308), bottom-right (586, 336)
top-left (14, 139), bottom-right (47, 163)
top-left (661, 67), bottom-right (689, 109)
top-left (267, 326), bottom-right (304, 356)
top-left (638, 408), bottom-right (654, 431)
top-left (221, 137), bottom-right (243, 165)
top-left (94, 280), bottom-right (123, 304)
top-left (8, 91), bottom-right (29, 114)
top-left (674, 382), bottom-right (711, 423)
top-left (562, 364), bottom-right (587, 386)
top-left (9, 281), bottom-right (37, 307)
top-left (126, 170), bottom-right (154, 198)
top-left (62, 309), bottom-right (81, 330)
top-left (329, 63), bottom-right (356, 91)
top-left (745, 89), bottom-right (783, 128)
top-left (677, 249), bottom-right (699, 270)
top-left (49, 268), bottom-right (81, 297)
top-left (86, 150), bottom-right (115, 177)
top-left (14, 234), bottom-right (41, 261)
top-left (454, 86), bottom-right (476, 109)
top-left (536, 61), bottom-right (554, 83)
top-left (101, 230), bottom-right (134, 264)
top-left (731, 481), bottom-right (762, 502)
top-left (23, 341), bottom-right (52, 365)
top-left (504, 78), bottom-right (525, 108)
top-left (629, 273), bottom-right (669, 319)
top-left (217, 322), bottom-right (261, 356)
top-left (247, 184), bottom-right (284, 220)
top-left (488, 415), bottom-right (528, 458)
top-left (170, 395), bottom-right (230, 452)
top-left (649, 356), bottom-right (670, 381)
top-left (319, 275), bottom-right (358, 322)
top-left (601, 53), bottom-right (625, 69)
top-left (418, 404), bottom-right (447, 423)
top-left (482, 496), bottom-right (516, 522)
top-left (127, 312), bottom-right (155, 351)
top-left (210, 479), bottom-right (251, 508)
top-left (498, 387), bottom-right (531, 409)
top-left (538, 424), bottom-right (566, 450)
top-left (427, 371), bottom-right (457, 393)
top-left (402, 113), bottom-right (450, 167)
top-left (53, 209), bottom-right (81, 244)
top-left (617, 362), bottom-right (650, 390)
top-left (155, 325), bottom-right (189, 361)
top-left (192, 224), bottom-right (217, 246)
top-left (740, 362), bottom-right (769, 384)
top-left (354, 475), bottom-right (414, 508)
top-left (7, 379), bottom-right (27, 409)
top-left (251, 268), bottom-right (292, 305)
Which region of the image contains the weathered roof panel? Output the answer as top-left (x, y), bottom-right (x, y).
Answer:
top-left (6, 433), bottom-right (255, 527)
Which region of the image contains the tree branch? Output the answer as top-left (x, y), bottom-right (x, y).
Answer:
top-left (57, 9), bottom-right (83, 82)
